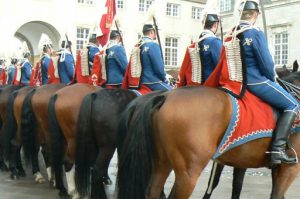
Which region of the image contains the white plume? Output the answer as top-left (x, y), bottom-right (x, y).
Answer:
top-left (38, 33), bottom-right (52, 53)
top-left (114, 14), bottom-right (121, 29)
top-left (144, 4), bottom-right (156, 24)
top-left (201, 0), bottom-right (220, 27)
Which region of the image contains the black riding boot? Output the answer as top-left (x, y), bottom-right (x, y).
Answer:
top-left (270, 111), bottom-right (298, 164)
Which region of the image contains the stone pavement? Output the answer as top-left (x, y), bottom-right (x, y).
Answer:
top-left (0, 152), bottom-right (300, 198)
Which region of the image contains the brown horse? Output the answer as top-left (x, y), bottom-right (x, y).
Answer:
top-left (0, 85), bottom-right (23, 171)
top-left (117, 85), bottom-right (300, 199)
top-left (48, 83), bottom-right (100, 198)
top-left (21, 84), bottom-right (66, 186)
top-left (202, 71), bottom-right (300, 199)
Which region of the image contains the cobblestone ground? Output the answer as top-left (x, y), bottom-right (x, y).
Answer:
top-left (0, 152), bottom-right (300, 198)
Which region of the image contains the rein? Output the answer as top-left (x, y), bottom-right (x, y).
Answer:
top-left (277, 77), bottom-right (300, 101)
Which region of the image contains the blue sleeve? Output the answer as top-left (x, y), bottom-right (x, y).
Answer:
top-left (115, 46), bottom-right (128, 75)
top-left (65, 54), bottom-right (75, 79)
top-left (211, 38), bottom-right (222, 68)
top-left (23, 62), bottom-right (32, 79)
top-left (44, 57), bottom-right (51, 68)
top-left (89, 47), bottom-right (99, 65)
top-left (8, 67), bottom-right (15, 84)
top-left (148, 43), bottom-right (167, 81)
top-left (253, 31), bottom-right (275, 81)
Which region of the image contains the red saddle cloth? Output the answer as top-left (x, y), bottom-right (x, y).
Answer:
top-left (121, 59), bottom-right (152, 95)
top-left (29, 62), bottom-right (42, 86)
top-left (204, 45), bottom-right (300, 159)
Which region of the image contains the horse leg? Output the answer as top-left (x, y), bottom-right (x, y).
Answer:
top-left (147, 159), bottom-right (171, 199)
top-left (16, 147), bottom-right (25, 177)
top-left (90, 145), bottom-right (116, 199)
top-left (0, 148), bottom-right (8, 171)
top-left (231, 167), bottom-right (246, 199)
top-left (41, 144), bottom-right (55, 188)
top-left (9, 146), bottom-right (24, 179)
top-left (202, 162), bottom-right (224, 199)
top-left (64, 162), bottom-right (79, 199)
top-left (270, 164), bottom-right (300, 199)
top-left (32, 146), bottom-right (46, 184)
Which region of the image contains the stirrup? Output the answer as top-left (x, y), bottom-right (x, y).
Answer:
top-left (266, 147), bottom-right (299, 164)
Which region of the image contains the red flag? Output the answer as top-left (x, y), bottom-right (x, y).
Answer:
top-left (97, 0), bottom-right (116, 47)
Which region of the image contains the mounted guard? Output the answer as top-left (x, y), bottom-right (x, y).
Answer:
top-left (13, 42), bottom-right (32, 86)
top-left (75, 29), bottom-right (100, 83)
top-left (56, 40), bottom-right (75, 84)
top-left (90, 29), bottom-right (128, 88)
top-left (177, 2), bottom-right (222, 87)
top-left (206, 0), bottom-right (299, 164)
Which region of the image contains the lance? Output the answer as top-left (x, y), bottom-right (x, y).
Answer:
top-left (65, 34), bottom-right (73, 55)
top-left (259, 0), bottom-right (268, 43)
top-left (153, 16), bottom-right (164, 63)
top-left (115, 20), bottom-right (125, 48)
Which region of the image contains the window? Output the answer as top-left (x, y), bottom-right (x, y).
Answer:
top-left (76, 28), bottom-right (90, 51)
top-left (274, 32), bottom-right (289, 65)
top-left (165, 37), bottom-right (178, 67)
top-left (139, 0), bottom-right (154, 12)
top-left (166, 3), bottom-right (180, 17)
top-left (220, 0), bottom-right (231, 12)
top-left (117, 0), bottom-right (124, 9)
top-left (192, 7), bottom-right (203, 20)
top-left (78, 0), bottom-right (94, 5)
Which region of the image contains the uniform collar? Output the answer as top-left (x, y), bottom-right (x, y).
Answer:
top-left (201, 29), bottom-right (216, 38)
top-left (87, 43), bottom-right (99, 49)
top-left (239, 20), bottom-right (253, 28)
top-left (106, 40), bottom-right (120, 49)
top-left (142, 36), bottom-right (153, 42)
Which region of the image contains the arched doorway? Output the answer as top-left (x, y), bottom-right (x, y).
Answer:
top-left (14, 21), bottom-right (61, 63)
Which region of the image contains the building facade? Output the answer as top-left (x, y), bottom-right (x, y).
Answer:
top-left (0, 0), bottom-right (205, 68)
top-left (0, 0), bottom-right (298, 69)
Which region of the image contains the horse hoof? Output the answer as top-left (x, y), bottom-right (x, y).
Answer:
top-left (59, 190), bottom-right (71, 199)
top-left (102, 176), bottom-right (112, 185)
top-left (10, 173), bottom-right (19, 180)
top-left (0, 164), bottom-right (9, 172)
top-left (34, 172), bottom-right (46, 184)
top-left (49, 180), bottom-right (56, 188)
top-left (17, 170), bottom-right (26, 177)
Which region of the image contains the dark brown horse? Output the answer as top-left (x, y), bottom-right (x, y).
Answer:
top-left (74, 88), bottom-right (137, 199)
top-left (21, 84), bottom-right (66, 186)
top-left (48, 83), bottom-right (100, 198)
top-left (0, 85), bottom-right (23, 171)
top-left (117, 85), bottom-right (300, 199)
top-left (3, 86), bottom-right (45, 180)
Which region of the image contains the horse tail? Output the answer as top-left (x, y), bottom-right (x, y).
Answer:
top-left (20, 88), bottom-right (36, 165)
top-left (117, 94), bottom-right (166, 199)
top-left (75, 93), bottom-right (96, 197)
top-left (48, 94), bottom-right (64, 189)
top-left (3, 90), bottom-right (19, 159)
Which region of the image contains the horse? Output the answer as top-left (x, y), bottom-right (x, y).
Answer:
top-left (3, 86), bottom-right (47, 181)
top-left (48, 83), bottom-right (100, 198)
top-left (117, 82), bottom-right (300, 199)
top-left (20, 83), bottom-right (66, 186)
top-left (0, 85), bottom-right (23, 171)
top-left (202, 71), bottom-right (300, 199)
top-left (74, 88), bottom-right (137, 199)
